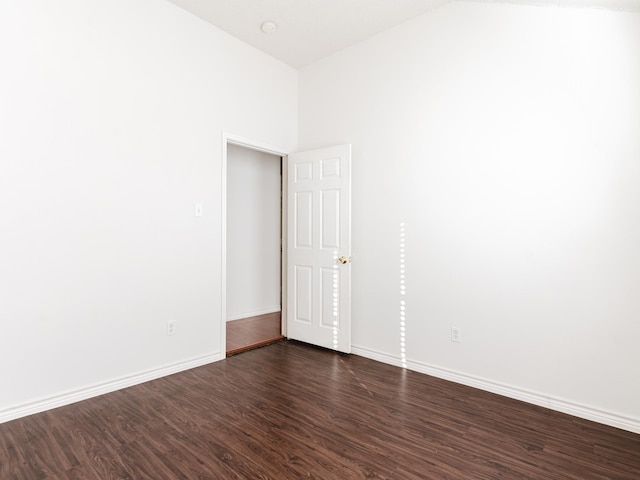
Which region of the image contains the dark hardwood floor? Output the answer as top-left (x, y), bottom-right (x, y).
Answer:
top-left (226, 312), bottom-right (283, 356)
top-left (1, 341), bottom-right (638, 479)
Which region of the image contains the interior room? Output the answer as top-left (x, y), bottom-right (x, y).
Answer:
top-left (1, 0), bottom-right (639, 477)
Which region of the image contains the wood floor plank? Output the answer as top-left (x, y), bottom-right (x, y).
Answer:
top-left (1, 341), bottom-right (638, 479)
top-left (226, 312), bottom-right (283, 355)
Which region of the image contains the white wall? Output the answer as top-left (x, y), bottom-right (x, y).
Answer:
top-left (298, 1), bottom-right (640, 429)
top-left (226, 145), bottom-right (281, 321)
top-left (0, 0), bottom-right (296, 420)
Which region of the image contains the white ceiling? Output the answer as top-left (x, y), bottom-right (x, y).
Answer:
top-left (166, 0), bottom-right (640, 68)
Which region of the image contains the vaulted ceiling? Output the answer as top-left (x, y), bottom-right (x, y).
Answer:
top-left (166, 0), bottom-right (640, 68)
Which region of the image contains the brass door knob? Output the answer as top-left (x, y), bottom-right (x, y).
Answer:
top-left (338, 256), bottom-right (351, 265)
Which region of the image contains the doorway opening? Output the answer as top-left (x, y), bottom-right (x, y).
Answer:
top-left (222, 134), bottom-right (288, 356)
top-left (226, 312), bottom-right (283, 356)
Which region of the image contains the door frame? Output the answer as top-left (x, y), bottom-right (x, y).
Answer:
top-left (221, 132), bottom-right (289, 355)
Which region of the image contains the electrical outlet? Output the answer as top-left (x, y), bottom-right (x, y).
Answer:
top-left (167, 320), bottom-right (176, 336)
top-left (451, 326), bottom-right (461, 343)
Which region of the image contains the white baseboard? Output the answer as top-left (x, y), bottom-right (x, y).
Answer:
top-left (226, 306), bottom-right (281, 322)
top-left (0, 351), bottom-right (224, 425)
top-left (351, 345), bottom-right (640, 435)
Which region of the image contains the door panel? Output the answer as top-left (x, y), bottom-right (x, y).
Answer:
top-left (294, 265), bottom-right (313, 324)
top-left (287, 145), bottom-right (351, 353)
top-left (321, 189), bottom-right (340, 249)
top-left (294, 191), bottom-right (313, 248)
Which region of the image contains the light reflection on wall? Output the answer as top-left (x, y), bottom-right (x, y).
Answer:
top-left (400, 222), bottom-right (407, 368)
top-left (333, 250), bottom-right (339, 350)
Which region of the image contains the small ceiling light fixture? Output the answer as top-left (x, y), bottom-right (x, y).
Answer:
top-left (260, 21), bottom-right (278, 34)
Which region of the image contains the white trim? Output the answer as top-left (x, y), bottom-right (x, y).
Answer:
top-left (280, 155), bottom-right (289, 338)
top-left (226, 306), bottom-right (282, 322)
top-left (221, 137), bottom-right (228, 355)
top-left (221, 132), bottom-right (289, 355)
top-left (224, 133), bottom-right (288, 157)
top-left (0, 352), bottom-right (223, 425)
top-left (351, 345), bottom-right (403, 367)
top-left (351, 344), bottom-right (640, 435)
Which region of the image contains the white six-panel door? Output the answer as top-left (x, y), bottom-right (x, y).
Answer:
top-left (287, 145), bottom-right (351, 353)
